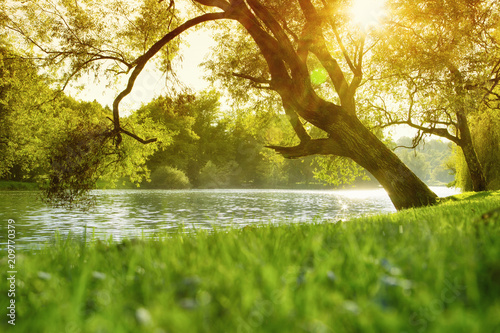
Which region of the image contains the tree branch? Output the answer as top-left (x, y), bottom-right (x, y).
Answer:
top-left (382, 120), bottom-right (460, 145)
top-left (282, 20), bottom-right (299, 44)
top-left (267, 138), bottom-right (346, 159)
top-left (106, 117), bottom-right (157, 144)
top-left (282, 102), bottom-right (312, 143)
top-left (232, 72), bottom-right (272, 89)
top-left (3, 8), bottom-right (133, 71)
top-left (228, 2), bottom-right (291, 86)
top-left (245, 0), bottom-right (307, 80)
top-left (330, 21), bottom-right (358, 75)
top-left (295, 1), bottom-right (351, 107)
top-left (309, 43), bottom-right (352, 109)
top-left (231, 70), bottom-right (311, 142)
top-left (232, 72), bottom-right (271, 84)
top-left (112, 12), bottom-right (227, 143)
top-left (346, 34), bottom-right (365, 96)
top-left (120, 129), bottom-right (158, 144)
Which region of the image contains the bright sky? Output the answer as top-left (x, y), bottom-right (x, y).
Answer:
top-left (71, 28), bottom-right (215, 114)
top-left (350, 0), bottom-right (386, 28)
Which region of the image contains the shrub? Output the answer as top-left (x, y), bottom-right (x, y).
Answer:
top-left (147, 166), bottom-right (191, 189)
top-left (198, 160), bottom-right (240, 188)
top-left (40, 122), bottom-right (117, 207)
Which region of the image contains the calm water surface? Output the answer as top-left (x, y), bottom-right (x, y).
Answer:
top-left (0, 187), bottom-right (459, 247)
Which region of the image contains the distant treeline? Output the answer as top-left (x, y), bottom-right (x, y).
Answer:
top-left (394, 137), bottom-right (454, 186)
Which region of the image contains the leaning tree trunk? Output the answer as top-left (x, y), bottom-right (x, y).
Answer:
top-left (270, 98), bottom-right (438, 210)
top-left (339, 114), bottom-right (438, 210)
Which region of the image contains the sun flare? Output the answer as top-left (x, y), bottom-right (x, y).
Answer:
top-left (350, 0), bottom-right (386, 28)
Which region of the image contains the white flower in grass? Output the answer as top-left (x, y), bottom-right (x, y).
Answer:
top-left (136, 307), bottom-right (153, 326)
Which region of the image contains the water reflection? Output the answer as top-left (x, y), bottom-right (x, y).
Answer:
top-left (0, 187), bottom-right (459, 247)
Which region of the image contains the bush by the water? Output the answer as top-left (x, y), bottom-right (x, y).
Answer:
top-left (146, 166), bottom-right (191, 189)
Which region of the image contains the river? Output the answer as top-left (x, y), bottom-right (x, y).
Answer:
top-left (0, 187), bottom-right (459, 248)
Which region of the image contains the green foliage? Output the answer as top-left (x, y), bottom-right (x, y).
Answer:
top-left (146, 165), bottom-right (191, 189)
top-left (450, 145), bottom-right (471, 191)
top-left (313, 156), bottom-right (371, 187)
top-left (132, 91), bottom-right (234, 187)
top-left (202, 0), bottom-right (378, 108)
top-left (0, 40), bottom-right (54, 178)
top-left (383, 0), bottom-right (499, 69)
top-left (41, 121), bottom-right (116, 207)
top-left (2, 0), bottom-right (181, 84)
top-left (367, 0), bottom-right (500, 189)
top-left (2, 191), bottom-right (500, 332)
top-left (394, 138), bottom-right (455, 186)
top-left (471, 110), bottom-right (500, 190)
top-left (0, 41), bottom-right (171, 203)
top-left (5, 93), bottom-right (167, 206)
top-left (203, 22), bottom-right (274, 107)
top-left (0, 180), bottom-right (38, 190)
top-left (198, 160), bottom-right (238, 188)
top-left (132, 90), bottom-right (339, 189)
top-left (6, 0), bottom-right (497, 199)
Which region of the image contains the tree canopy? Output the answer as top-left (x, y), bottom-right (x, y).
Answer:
top-left (367, 0), bottom-right (500, 191)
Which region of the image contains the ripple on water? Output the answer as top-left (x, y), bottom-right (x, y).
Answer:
top-left (0, 187), bottom-right (459, 247)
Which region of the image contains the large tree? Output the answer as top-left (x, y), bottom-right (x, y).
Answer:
top-left (2, 0), bottom-right (441, 210)
top-left (367, 0), bottom-right (500, 192)
top-left (0, 40), bottom-right (47, 178)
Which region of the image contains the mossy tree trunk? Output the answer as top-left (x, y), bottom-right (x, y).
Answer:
top-left (457, 111), bottom-right (487, 191)
top-left (268, 97), bottom-right (437, 210)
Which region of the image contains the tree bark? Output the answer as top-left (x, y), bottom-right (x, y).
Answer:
top-left (457, 112), bottom-right (487, 191)
top-left (336, 112), bottom-right (438, 210)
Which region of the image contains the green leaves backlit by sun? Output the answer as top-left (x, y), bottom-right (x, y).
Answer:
top-left (310, 67), bottom-right (329, 85)
top-left (350, 0), bottom-right (386, 28)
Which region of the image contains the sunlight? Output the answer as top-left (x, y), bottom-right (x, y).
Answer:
top-left (350, 0), bottom-right (386, 28)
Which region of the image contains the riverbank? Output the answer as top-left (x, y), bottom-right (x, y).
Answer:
top-left (0, 179), bottom-right (450, 191)
top-left (0, 181), bottom-right (39, 191)
top-left (1, 191), bottom-right (499, 332)
top-left (0, 179), bottom-right (354, 191)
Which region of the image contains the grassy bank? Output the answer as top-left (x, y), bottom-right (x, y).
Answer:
top-left (0, 181), bottom-right (38, 191)
top-left (1, 192), bottom-right (500, 332)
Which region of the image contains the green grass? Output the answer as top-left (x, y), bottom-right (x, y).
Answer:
top-left (2, 191), bottom-right (500, 332)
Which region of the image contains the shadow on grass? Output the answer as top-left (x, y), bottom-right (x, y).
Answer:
top-left (438, 190), bottom-right (500, 205)
top-left (461, 191), bottom-right (499, 201)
